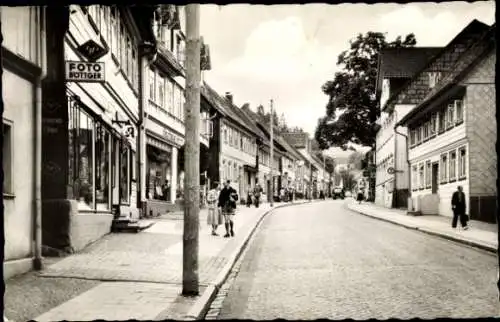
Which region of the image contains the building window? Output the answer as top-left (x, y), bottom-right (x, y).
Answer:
top-left (95, 123), bottom-right (111, 210)
top-left (455, 100), bottom-right (464, 124)
top-left (119, 142), bottom-right (130, 204)
top-left (165, 78), bottom-right (173, 114)
top-left (149, 69), bottom-right (155, 100)
top-left (157, 74), bottom-right (164, 106)
top-left (110, 7), bottom-right (117, 57)
top-left (419, 163), bottom-right (424, 189)
top-left (68, 103), bottom-right (95, 210)
top-left (416, 125), bottom-right (422, 144)
top-left (234, 163), bottom-right (238, 181)
top-left (428, 72), bottom-right (442, 89)
top-left (438, 108), bottom-right (446, 133)
top-left (425, 160), bottom-right (431, 188)
top-left (449, 150), bottom-right (457, 181)
top-left (224, 128), bottom-right (228, 143)
top-left (410, 129), bottom-right (416, 146)
top-left (458, 146), bottom-right (467, 179)
top-left (430, 113), bottom-right (437, 136)
top-left (132, 49), bottom-right (138, 90)
top-left (447, 103), bottom-right (454, 128)
top-left (423, 121), bottom-right (430, 140)
top-left (126, 36), bottom-right (132, 79)
top-left (440, 153), bottom-right (447, 184)
top-left (2, 121), bottom-right (13, 195)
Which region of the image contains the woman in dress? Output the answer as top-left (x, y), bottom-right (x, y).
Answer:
top-left (206, 182), bottom-right (221, 236)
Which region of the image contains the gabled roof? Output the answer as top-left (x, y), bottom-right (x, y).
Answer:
top-left (237, 105), bottom-right (271, 146)
top-left (398, 24), bottom-right (495, 127)
top-left (375, 47), bottom-right (442, 92)
top-left (239, 105), bottom-right (302, 160)
top-left (382, 19), bottom-right (490, 111)
top-left (201, 83), bottom-right (258, 137)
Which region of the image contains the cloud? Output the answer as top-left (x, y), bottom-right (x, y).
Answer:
top-left (222, 17), bottom-right (337, 83)
top-left (378, 4), bottom-right (495, 46)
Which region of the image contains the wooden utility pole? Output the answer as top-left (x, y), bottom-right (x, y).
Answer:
top-left (183, 4), bottom-right (201, 296)
top-left (270, 99), bottom-right (274, 207)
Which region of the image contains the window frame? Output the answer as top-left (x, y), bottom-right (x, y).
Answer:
top-left (449, 150), bottom-right (457, 182)
top-left (447, 103), bottom-right (455, 129)
top-left (149, 68), bottom-right (156, 101)
top-left (440, 153), bottom-right (448, 184)
top-left (430, 113), bottom-right (437, 137)
top-left (438, 108), bottom-right (446, 133)
top-left (458, 146), bottom-right (467, 180)
top-left (455, 99), bottom-right (464, 124)
top-left (2, 119), bottom-right (14, 197)
top-left (425, 160), bottom-right (431, 189)
top-left (419, 162), bottom-right (425, 190)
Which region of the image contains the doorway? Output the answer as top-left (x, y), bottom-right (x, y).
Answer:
top-left (432, 163), bottom-right (439, 194)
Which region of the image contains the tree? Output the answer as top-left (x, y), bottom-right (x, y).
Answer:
top-left (315, 32), bottom-right (416, 150)
top-left (347, 151), bottom-right (365, 170)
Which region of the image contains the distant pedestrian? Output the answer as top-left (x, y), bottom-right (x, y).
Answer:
top-left (246, 186), bottom-right (253, 207)
top-left (280, 188), bottom-right (285, 202)
top-left (357, 188), bottom-right (364, 204)
top-left (218, 180), bottom-right (239, 238)
top-left (206, 182), bottom-right (221, 236)
top-left (451, 185), bottom-right (469, 230)
top-left (253, 183), bottom-right (263, 208)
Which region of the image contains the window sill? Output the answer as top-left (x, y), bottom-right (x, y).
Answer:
top-left (449, 178), bottom-right (457, 183)
top-left (438, 130), bottom-right (445, 134)
top-left (3, 193), bottom-right (15, 200)
top-left (455, 120), bottom-right (464, 126)
top-left (440, 181), bottom-right (448, 185)
top-left (458, 176), bottom-right (467, 181)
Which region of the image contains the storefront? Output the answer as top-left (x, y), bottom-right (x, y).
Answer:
top-left (144, 127), bottom-right (183, 216)
top-left (66, 90), bottom-right (137, 215)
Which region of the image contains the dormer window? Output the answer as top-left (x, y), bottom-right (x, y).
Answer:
top-left (428, 72), bottom-right (442, 89)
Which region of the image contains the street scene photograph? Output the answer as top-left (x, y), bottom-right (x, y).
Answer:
top-left (1, 1), bottom-right (498, 321)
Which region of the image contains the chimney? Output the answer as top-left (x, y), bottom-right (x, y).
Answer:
top-left (225, 92), bottom-right (233, 104)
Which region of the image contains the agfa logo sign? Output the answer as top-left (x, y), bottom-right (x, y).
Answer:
top-left (77, 40), bottom-right (108, 62)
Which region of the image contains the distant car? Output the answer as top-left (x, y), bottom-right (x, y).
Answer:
top-left (332, 187), bottom-right (344, 200)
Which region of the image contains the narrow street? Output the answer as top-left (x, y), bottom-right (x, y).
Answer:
top-left (214, 200), bottom-right (498, 320)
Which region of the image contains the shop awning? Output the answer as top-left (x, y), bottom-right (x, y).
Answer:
top-left (244, 165), bottom-right (258, 173)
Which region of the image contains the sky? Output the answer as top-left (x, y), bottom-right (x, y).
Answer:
top-left (199, 1), bottom-right (495, 159)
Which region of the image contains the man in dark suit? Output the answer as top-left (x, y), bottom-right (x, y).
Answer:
top-left (451, 185), bottom-right (468, 230)
top-left (218, 180), bottom-right (238, 238)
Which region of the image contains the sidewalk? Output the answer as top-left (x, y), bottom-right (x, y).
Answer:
top-left (346, 200), bottom-right (498, 253)
top-left (5, 199), bottom-right (314, 322)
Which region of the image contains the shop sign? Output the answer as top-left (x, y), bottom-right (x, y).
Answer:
top-left (77, 40), bottom-right (108, 62)
top-left (163, 128), bottom-right (185, 146)
top-left (65, 61), bottom-right (105, 83)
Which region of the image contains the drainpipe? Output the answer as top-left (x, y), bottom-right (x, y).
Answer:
top-left (392, 111), bottom-right (398, 209)
top-left (34, 6), bottom-right (48, 270)
top-left (394, 120), bottom-right (410, 209)
top-left (137, 40), bottom-right (157, 216)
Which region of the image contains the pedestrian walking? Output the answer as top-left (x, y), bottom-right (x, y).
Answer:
top-left (279, 187), bottom-right (285, 202)
top-left (451, 185), bottom-right (469, 230)
top-left (218, 180), bottom-right (239, 238)
top-left (246, 186), bottom-right (253, 207)
top-left (357, 187), bottom-right (364, 204)
top-left (206, 182), bottom-right (222, 236)
top-left (253, 183), bottom-right (263, 208)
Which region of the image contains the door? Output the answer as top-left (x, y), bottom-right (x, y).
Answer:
top-left (432, 163), bottom-right (439, 194)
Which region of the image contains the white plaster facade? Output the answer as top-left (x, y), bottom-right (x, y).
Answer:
top-left (1, 6), bottom-right (45, 278)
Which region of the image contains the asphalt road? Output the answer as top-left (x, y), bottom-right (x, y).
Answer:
top-left (213, 200), bottom-right (499, 320)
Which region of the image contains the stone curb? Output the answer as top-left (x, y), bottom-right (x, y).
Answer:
top-left (346, 203), bottom-right (497, 254)
top-left (184, 200), bottom-right (314, 320)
